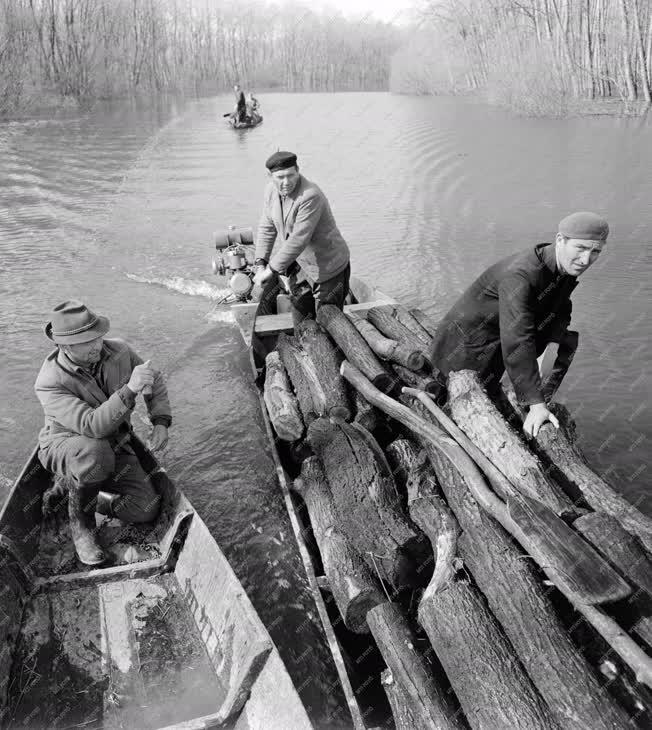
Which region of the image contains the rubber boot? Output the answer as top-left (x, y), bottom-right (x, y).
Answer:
top-left (68, 484), bottom-right (106, 566)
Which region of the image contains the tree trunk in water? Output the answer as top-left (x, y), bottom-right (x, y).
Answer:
top-left (316, 305), bottom-right (395, 393)
top-left (307, 417), bottom-right (424, 587)
top-left (263, 351), bottom-right (304, 441)
top-left (295, 318), bottom-right (351, 420)
top-left (367, 603), bottom-right (464, 729)
top-left (349, 314), bottom-right (425, 371)
top-left (294, 457), bottom-right (384, 633)
top-left (447, 370), bottom-right (573, 515)
top-left (366, 306), bottom-right (431, 365)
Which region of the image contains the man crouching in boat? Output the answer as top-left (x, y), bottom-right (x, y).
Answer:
top-left (429, 211), bottom-right (609, 438)
top-left (34, 300), bottom-right (171, 566)
top-left (252, 151), bottom-right (351, 322)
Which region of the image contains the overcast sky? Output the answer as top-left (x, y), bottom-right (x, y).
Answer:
top-left (285, 0), bottom-right (415, 24)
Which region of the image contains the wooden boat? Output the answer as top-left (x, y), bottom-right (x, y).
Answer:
top-left (233, 277), bottom-right (652, 729)
top-left (0, 437), bottom-right (312, 730)
top-left (227, 113), bottom-right (263, 130)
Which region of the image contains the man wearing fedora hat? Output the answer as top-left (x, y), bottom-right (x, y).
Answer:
top-left (252, 150), bottom-right (351, 321)
top-left (34, 300), bottom-right (172, 565)
top-left (429, 211), bottom-right (609, 437)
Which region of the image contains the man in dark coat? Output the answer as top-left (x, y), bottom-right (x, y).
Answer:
top-left (430, 211), bottom-right (609, 437)
top-left (233, 84), bottom-right (246, 122)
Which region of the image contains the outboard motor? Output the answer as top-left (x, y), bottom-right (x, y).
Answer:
top-left (212, 225), bottom-right (256, 301)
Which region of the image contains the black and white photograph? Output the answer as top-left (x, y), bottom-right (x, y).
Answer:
top-left (0, 0), bottom-right (651, 728)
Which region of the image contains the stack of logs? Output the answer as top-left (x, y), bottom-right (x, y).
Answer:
top-left (262, 304), bottom-right (652, 729)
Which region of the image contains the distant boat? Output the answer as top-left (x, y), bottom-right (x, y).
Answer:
top-left (227, 112), bottom-right (263, 129)
top-left (0, 435), bottom-right (311, 729)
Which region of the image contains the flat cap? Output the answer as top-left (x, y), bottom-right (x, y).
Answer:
top-left (265, 151), bottom-right (297, 172)
top-left (559, 211), bottom-right (609, 241)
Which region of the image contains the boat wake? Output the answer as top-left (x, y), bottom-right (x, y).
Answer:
top-left (126, 273), bottom-right (231, 301)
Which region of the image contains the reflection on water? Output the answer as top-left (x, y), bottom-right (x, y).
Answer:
top-left (1, 92), bottom-right (651, 721)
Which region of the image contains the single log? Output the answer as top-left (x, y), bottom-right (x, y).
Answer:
top-left (406, 451), bottom-right (459, 599)
top-left (276, 334), bottom-right (320, 424)
top-left (385, 439), bottom-right (421, 498)
top-left (420, 578), bottom-right (558, 729)
top-left (447, 369), bottom-right (573, 515)
top-left (340, 361), bottom-right (652, 696)
top-left (351, 388), bottom-right (380, 433)
top-left (367, 306), bottom-right (431, 364)
top-left (575, 512), bottom-right (652, 647)
top-left (503, 386), bottom-right (652, 555)
top-left (391, 364), bottom-right (441, 395)
top-left (307, 417), bottom-right (423, 587)
top-left (380, 669), bottom-right (418, 730)
top-left (367, 603), bottom-right (463, 730)
top-left (391, 303), bottom-right (434, 348)
top-left (295, 319), bottom-right (351, 420)
top-left (409, 307), bottom-right (438, 339)
top-left (316, 305), bottom-right (395, 393)
top-left (263, 351), bottom-right (304, 441)
top-left (295, 457), bottom-right (384, 633)
top-left (349, 314), bottom-right (425, 371)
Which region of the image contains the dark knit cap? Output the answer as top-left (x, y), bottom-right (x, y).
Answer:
top-left (265, 151), bottom-right (297, 172)
top-left (559, 211), bottom-right (609, 241)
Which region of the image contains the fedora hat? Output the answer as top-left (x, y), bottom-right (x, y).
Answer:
top-left (45, 300), bottom-right (110, 344)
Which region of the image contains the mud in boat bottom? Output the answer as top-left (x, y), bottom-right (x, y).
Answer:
top-left (5, 573), bottom-right (229, 730)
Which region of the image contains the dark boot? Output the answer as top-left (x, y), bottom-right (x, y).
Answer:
top-left (68, 484), bottom-right (106, 566)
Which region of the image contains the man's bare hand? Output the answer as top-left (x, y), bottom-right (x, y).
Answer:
top-left (150, 424), bottom-right (168, 452)
top-left (523, 402), bottom-right (559, 438)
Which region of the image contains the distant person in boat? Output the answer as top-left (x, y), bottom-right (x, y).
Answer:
top-left (34, 300), bottom-right (171, 566)
top-left (429, 211), bottom-right (609, 438)
top-left (252, 150), bottom-right (351, 321)
top-left (246, 92), bottom-right (259, 118)
top-left (233, 84), bottom-right (246, 123)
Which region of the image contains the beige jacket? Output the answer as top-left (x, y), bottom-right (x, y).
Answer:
top-left (254, 175), bottom-right (350, 283)
top-left (34, 337), bottom-right (171, 451)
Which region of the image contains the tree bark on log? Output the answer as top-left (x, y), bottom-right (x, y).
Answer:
top-left (574, 511), bottom-right (652, 647)
top-left (316, 305), bottom-right (395, 393)
top-left (276, 334), bottom-right (320, 424)
top-left (391, 303), bottom-right (434, 349)
top-left (409, 307), bottom-right (438, 339)
top-left (306, 417), bottom-right (424, 587)
top-left (349, 314), bottom-right (425, 371)
top-left (416, 420), bottom-right (631, 729)
top-left (380, 669), bottom-right (418, 730)
top-left (385, 438), bottom-right (421, 508)
top-left (502, 388), bottom-right (652, 555)
top-left (447, 369), bottom-right (574, 515)
top-left (295, 319), bottom-right (351, 420)
top-left (294, 457), bottom-right (385, 633)
top-left (367, 306), bottom-right (431, 366)
top-left (367, 603), bottom-right (463, 730)
top-left (420, 578), bottom-right (559, 730)
top-left (339, 360), bottom-right (652, 700)
top-left (351, 388), bottom-right (380, 433)
top-left (392, 364), bottom-right (442, 395)
top-left (263, 351), bottom-right (304, 441)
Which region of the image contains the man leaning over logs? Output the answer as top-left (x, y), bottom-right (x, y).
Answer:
top-left (429, 211), bottom-right (609, 437)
